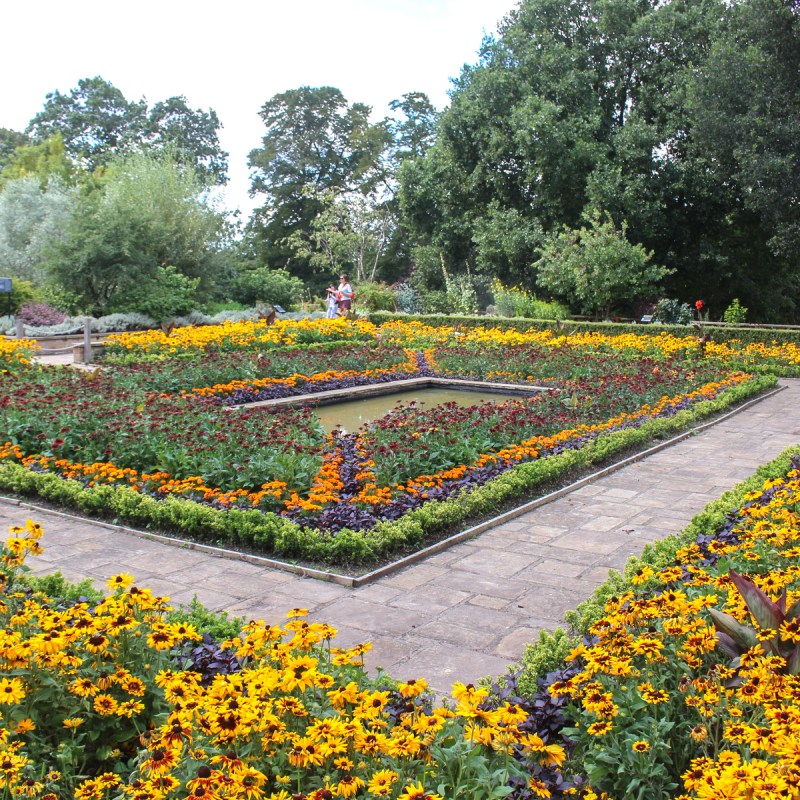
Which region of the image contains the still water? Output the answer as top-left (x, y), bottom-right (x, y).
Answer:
top-left (313, 387), bottom-right (527, 434)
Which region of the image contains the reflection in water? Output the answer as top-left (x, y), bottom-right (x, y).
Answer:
top-left (314, 387), bottom-right (528, 434)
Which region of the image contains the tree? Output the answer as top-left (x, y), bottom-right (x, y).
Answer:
top-left (248, 87), bottom-right (392, 281)
top-left (0, 176), bottom-right (76, 285)
top-left (143, 96), bottom-right (228, 185)
top-left (26, 77), bottom-right (228, 183)
top-left (389, 92), bottom-right (438, 163)
top-left (687, 0), bottom-right (800, 319)
top-left (399, 0), bottom-right (727, 294)
top-left (0, 135), bottom-right (76, 188)
top-left (43, 152), bottom-right (226, 313)
top-left (284, 188), bottom-right (395, 283)
top-left (27, 77), bottom-right (147, 171)
top-left (534, 212), bottom-right (671, 318)
top-left (0, 128), bottom-right (31, 170)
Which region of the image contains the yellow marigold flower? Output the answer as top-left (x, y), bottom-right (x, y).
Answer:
top-left (396, 677), bottom-right (428, 699)
top-left (287, 736), bottom-right (326, 768)
top-left (14, 777), bottom-right (43, 797)
top-left (529, 776), bottom-right (552, 798)
top-left (587, 721), bottom-right (613, 736)
top-left (329, 774), bottom-right (363, 798)
top-left (117, 700), bottom-right (145, 717)
top-left (84, 634), bottom-right (110, 654)
top-left (146, 625), bottom-right (177, 651)
top-left (631, 566), bottom-right (655, 585)
top-left (281, 654), bottom-right (319, 692)
top-left (691, 725), bottom-right (708, 742)
top-left (141, 747), bottom-right (180, 777)
top-left (451, 681), bottom-right (489, 704)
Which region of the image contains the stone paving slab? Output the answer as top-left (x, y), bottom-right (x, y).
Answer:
top-left (2, 379), bottom-right (799, 696)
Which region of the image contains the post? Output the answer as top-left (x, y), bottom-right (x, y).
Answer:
top-left (83, 318), bottom-right (91, 364)
top-left (16, 319), bottom-right (24, 339)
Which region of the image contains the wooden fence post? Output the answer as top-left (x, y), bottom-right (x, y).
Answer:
top-left (83, 319), bottom-right (91, 364)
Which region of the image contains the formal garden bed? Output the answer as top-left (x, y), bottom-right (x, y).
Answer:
top-left (2, 318), bottom-right (797, 572)
top-left (2, 447), bottom-right (800, 799)
top-left (3, 319), bottom-right (800, 798)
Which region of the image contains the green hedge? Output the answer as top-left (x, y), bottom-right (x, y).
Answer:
top-left (0, 375), bottom-right (776, 573)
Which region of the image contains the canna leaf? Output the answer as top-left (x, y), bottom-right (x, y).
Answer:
top-left (708, 607), bottom-right (759, 653)
top-left (785, 597), bottom-right (800, 623)
top-left (786, 645), bottom-right (800, 676)
top-left (728, 569), bottom-right (784, 632)
top-left (714, 631), bottom-right (747, 660)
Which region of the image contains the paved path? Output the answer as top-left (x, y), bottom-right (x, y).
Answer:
top-left (2, 379), bottom-right (799, 694)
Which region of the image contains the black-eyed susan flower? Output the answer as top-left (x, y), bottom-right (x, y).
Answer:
top-left (0, 678), bottom-right (26, 704)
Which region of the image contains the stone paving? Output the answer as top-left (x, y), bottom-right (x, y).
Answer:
top-left (2, 374), bottom-right (799, 695)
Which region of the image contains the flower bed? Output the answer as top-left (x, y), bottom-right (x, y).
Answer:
top-left (5, 453), bottom-right (800, 798)
top-left (0, 521), bottom-right (565, 799)
top-left (518, 451), bottom-right (800, 800)
top-left (0, 320), bottom-right (780, 568)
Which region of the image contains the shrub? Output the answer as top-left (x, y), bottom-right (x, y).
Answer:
top-left (109, 265), bottom-right (200, 323)
top-left (445, 273), bottom-right (480, 315)
top-left (353, 280), bottom-right (396, 312)
top-left (490, 279), bottom-right (571, 320)
top-left (8, 279), bottom-right (39, 313)
top-left (232, 266), bottom-right (305, 309)
top-left (417, 287), bottom-right (452, 313)
top-left (394, 282), bottom-right (420, 314)
top-left (653, 298), bottom-right (693, 325)
top-left (723, 297), bottom-right (748, 324)
top-left (16, 301), bottom-right (67, 326)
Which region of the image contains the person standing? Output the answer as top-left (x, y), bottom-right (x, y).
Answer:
top-left (337, 273), bottom-right (354, 316)
top-left (325, 286), bottom-right (339, 318)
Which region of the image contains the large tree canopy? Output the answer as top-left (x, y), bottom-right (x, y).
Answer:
top-left (399, 0), bottom-right (797, 320)
top-left (26, 77), bottom-right (228, 184)
top-left (247, 86), bottom-right (392, 283)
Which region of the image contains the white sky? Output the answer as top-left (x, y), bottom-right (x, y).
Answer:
top-left (1, 0), bottom-right (515, 217)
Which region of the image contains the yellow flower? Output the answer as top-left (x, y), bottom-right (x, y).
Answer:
top-left (397, 782), bottom-right (444, 800)
top-left (367, 769), bottom-right (399, 796)
top-left (0, 677), bottom-right (26, 704)
top-left (106, 572), bottom-right (135, 591)
top-left (9, 718), bottom-right (35, 734)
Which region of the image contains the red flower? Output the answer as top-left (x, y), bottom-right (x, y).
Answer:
top-left (695, 300), bottom-right (704, 311)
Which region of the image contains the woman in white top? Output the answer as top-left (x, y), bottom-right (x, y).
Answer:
top-left (337, 273), bottom-right (354, 316)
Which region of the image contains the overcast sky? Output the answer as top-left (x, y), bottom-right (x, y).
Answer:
top-left (1, 0), bottom-right (515, 215)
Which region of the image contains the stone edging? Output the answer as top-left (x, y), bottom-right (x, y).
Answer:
top-left (0, 384), bottom-right (785, 587)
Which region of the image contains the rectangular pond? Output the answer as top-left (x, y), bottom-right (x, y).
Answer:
top-left (313, 386), bottom-right (529, 433)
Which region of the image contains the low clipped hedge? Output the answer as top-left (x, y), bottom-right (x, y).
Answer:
top-left (0, 374), bottom-right (777, 574)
